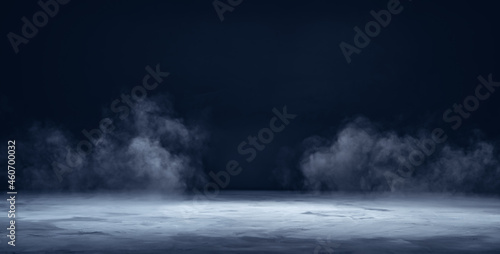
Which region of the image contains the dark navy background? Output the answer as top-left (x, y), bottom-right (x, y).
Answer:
top-left (1, 0), bottom-right (500, 191)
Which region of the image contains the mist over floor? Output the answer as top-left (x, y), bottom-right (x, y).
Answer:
top-left (3, 191), bottom-right (500, 253)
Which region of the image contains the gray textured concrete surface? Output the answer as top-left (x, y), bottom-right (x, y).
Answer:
top-left (2, 191), bottom-right (500, 253)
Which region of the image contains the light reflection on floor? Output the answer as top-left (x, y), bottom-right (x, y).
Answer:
top-left (3, 191), bottom-right (500, 253)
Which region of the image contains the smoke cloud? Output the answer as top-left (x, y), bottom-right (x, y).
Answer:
top-left (300, 117), bottom-right (500, 193)
top-left (22, 97), bottom-right (207, 192)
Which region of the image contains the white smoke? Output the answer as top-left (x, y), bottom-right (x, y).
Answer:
top-left (23, 98), bottom-right (207, 192)
top-left (300, 117), bottom-right (500, 193)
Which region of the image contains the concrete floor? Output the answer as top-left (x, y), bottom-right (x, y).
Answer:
top-left (2, 191), bottom-right (500, 253)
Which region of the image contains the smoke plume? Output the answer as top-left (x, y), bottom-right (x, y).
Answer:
top-left (21, 97), bottom-right (207, 192)
top-left (300, 117), bottom-right (500, 193)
